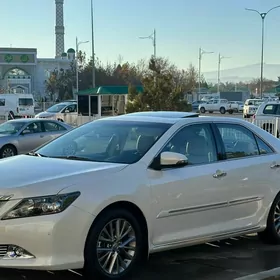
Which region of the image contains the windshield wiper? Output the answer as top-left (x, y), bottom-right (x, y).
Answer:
top-left (52, 155), bottom-right (94, 161)
top-left (27, 151), bottom-right (47, 157)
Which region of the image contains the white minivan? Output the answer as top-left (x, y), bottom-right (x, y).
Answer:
top-left (0, 93), bottom-right (35, 118)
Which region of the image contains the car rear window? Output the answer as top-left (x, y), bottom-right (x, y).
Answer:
top-left (19, 98), bottom-right (34, 106)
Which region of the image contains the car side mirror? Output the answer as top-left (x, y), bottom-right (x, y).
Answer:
top-left (22, 129), bottom-right (31, 135)
top-left (150, 151), bottom-right (188, 170)
top-left (65, 109), bottom-right (70, 113)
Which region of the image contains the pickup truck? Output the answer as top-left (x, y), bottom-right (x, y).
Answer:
top-left (252, 100), bottom-right (280, 137)
top-left (198, 99), bottom-right (238, 114)
top-left (243, 99), bottom-right (264, 118)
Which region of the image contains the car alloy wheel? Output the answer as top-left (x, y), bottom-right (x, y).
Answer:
top-left (258, 193), bottom-right (280, 244)
top-left (84, 208), bottom-right (145, 280)
top-left (97, 219), bottom-right (136, 275)
top-left (274, 202), bottom-right (280, 234)
top-left (1, 146), bottom-right (16, 158)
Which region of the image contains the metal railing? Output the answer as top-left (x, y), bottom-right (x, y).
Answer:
top-left (251, 118), bottom-right (279, 137)
top-left (35, 102), bottom-right (56, 113)
top-left (0, 113), bottom-right (9, 124)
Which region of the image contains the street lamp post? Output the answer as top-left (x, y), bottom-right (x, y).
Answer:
top-left (75, 37), bottom-right (89, 94)
top-left (218, 53), bottom-right (230, 94)
top-left (139, 28), bottom-right (156, 58)
top-left (198, 47), bottom-right (213, 100)
top-left (246, 5), bottom-right (280, 99)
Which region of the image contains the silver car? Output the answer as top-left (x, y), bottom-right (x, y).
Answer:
top-left (35, 102), bottom-right (77, 120)
top-left (0, 118), bottom-right (73, 158)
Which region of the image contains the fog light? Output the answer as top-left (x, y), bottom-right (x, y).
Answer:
top-left (3, 245), bottom-right (35, 259)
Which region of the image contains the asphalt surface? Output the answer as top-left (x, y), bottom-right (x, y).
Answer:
top-left (2, 235), bottom-right (280, 280)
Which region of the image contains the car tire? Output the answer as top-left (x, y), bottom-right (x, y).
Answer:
top-left (84, 208), bottom-right (146, 280)
top-left (220, 107), bottom-right (226, 114)
top-left (258, 193), bottom-right (280, 244)
top-left (228, 110), bottom-right (233, 114)
top-left (200, 107), bottom-right (206, 113)
top-left (0, 145), bottom-right (17, 158)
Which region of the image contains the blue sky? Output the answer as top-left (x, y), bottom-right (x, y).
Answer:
top-left (1, 0), bottom-right (280, 72)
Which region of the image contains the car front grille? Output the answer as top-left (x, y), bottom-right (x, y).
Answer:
top-left (0, 245), bottom-right (8, 258)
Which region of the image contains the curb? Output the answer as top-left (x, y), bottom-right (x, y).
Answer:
top-left (235, 268), bottom-right (280, 280)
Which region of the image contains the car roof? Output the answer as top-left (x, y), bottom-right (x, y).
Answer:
top-left (123, 111), bottom-right (199, 118)
top-left (6, 118), bottom-right (66, 123)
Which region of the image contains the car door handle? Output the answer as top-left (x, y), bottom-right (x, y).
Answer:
top-left (271, 163), bottom-right (280, 169)
top-left (213, 170), bottom-right (227, 178)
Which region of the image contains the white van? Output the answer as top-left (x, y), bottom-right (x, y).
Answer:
top-left (0, 94), bottom-right (35, 118)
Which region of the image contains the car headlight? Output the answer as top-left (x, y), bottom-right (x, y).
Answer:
top-left (1, 192), bottom-right (80, 220)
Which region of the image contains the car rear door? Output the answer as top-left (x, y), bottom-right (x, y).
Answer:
top-left (212, 122), bottom-right (280, 230)
top-left (41, 121), bottom-right (68, 142)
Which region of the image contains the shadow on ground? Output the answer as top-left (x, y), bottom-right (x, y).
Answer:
top-left (2, 235), bottom-right (280, 280)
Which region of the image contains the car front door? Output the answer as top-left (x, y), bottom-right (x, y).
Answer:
top-left (18, 121), bottom-right (46, 153)
top-left (149, 123), bottom-right (237, 246)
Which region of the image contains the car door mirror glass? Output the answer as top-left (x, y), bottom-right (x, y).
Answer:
top-left (160, 151), bottom-right (188, 167)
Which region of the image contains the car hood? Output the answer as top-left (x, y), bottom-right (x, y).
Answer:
top-left (0, 155), bottom-right (127, 199)
top-left (35, 111), bottom-right (56, 118)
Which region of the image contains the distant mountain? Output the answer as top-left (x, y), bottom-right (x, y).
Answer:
top-left (203, 63), bottom-right (280, 83)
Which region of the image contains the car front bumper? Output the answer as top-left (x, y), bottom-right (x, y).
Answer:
top-left (0, 201), bottom-right (94, 270)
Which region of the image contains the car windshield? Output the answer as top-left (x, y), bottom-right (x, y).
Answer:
top-left (0, 121), bottom-right (25, 135)
top-left (36, 120), bottom-right (171, 164)
top-left (46, 104), bottom-right (67, 113)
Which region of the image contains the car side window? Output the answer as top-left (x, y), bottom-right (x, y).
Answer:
top-left (44, 121), bottom-right (66, 132)
top-left (216, 124), bottom-right (259, 159)
top-left (263, 104), bottom-right (277, 115)
top-left (255, 136), bottom-right (274, 155)
top-left (63, 104), bottom-right (76, 113)
top-left (162, 124), bottom-right (218, 165)
top-left (25, 122), bottom-right (43, 134)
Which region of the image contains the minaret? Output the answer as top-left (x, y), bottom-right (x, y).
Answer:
top-left (55, 0), bottom-right (65, 58)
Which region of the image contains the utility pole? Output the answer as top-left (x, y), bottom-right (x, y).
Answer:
top-left (198, 47), bottom-right (213, 100)
top-left (246, 5), bottom-right (280, 98)
top-left (217, 53), bottom-right (230, 94)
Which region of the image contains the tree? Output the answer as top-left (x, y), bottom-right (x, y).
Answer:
top-left (126, 57), bottom-right (191, 113)
top-left (45, 63), bottom-right (75, 100)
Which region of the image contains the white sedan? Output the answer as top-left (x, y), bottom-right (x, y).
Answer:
top-left (1, 111), bottom-right (280, 279)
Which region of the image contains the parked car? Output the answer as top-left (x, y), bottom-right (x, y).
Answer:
top-left (198, 99), bottom-right (238, 114)
top-left (253, 100), bottom-right (280, 137)
top-left (191, 100), bottom-right (204, 112)
top-left (243, 99), bottom-right (264, 118)
top-left (0, 118), bottom-right (72, 158)
top-left (1, 112), bottom-right (280, 279)
top-left (35, 101), bottom-right (77, 121)
top-left (228, 101), bottom-right (244, 112)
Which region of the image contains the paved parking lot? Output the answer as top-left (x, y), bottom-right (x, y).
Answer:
top-left (2, 235), bottom-right (280, 280)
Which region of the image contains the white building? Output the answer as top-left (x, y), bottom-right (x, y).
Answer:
top-left (0, 0), bottom-right (74, 99)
